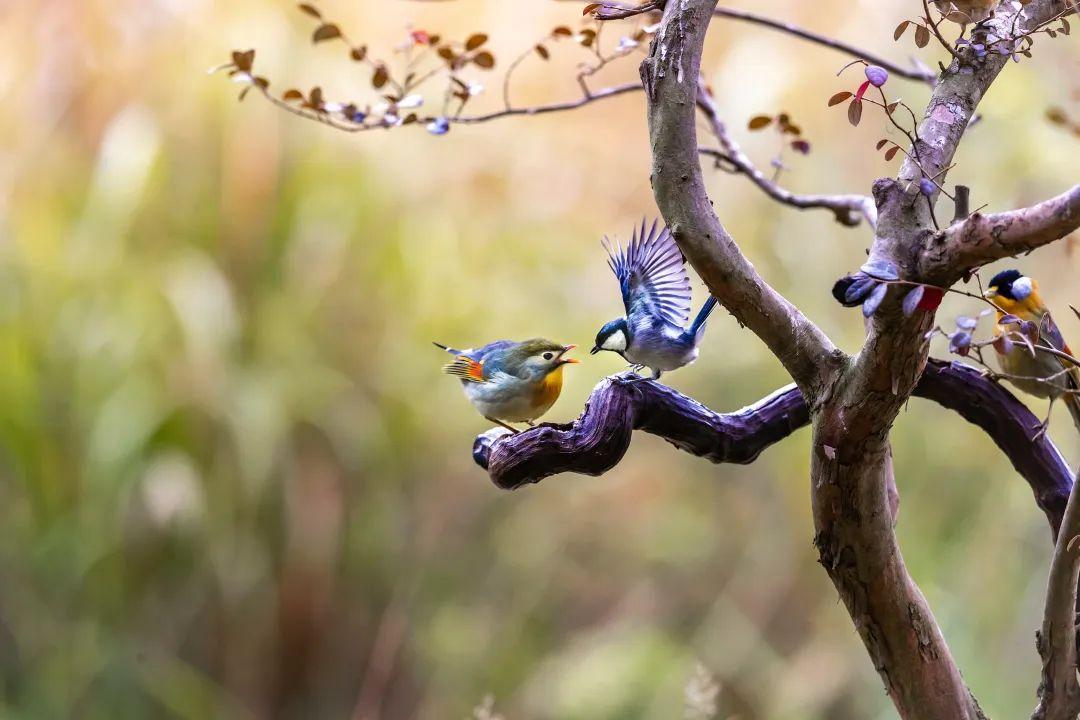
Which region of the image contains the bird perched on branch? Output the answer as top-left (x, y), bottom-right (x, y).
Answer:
top-left (985, 269), bottom-right (1080, 433)
top-left (434, 338), bottom-right (578, 432)
top-left (591, 219), bottom-right (718, 381)
top-left (932, 0), bottom-right (996, 23)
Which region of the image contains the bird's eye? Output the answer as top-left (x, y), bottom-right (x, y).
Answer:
top-left (542, 352), bottom-right (554, 361)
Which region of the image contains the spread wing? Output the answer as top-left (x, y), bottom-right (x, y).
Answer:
top-left (603, 218), bottom-right (691, 328)
top-left (1039, 312), bottom-right (1080, 392)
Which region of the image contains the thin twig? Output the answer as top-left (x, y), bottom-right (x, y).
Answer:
top-left (696, 83), bottom-right (877, 228)
top-left (565, 0), bottom-right (937, 83)
top-left (257, 81), bottom-right (643, 131)
top-left (712, 6), bottom-right (937, 83)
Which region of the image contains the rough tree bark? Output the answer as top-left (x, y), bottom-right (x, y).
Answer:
top-left (473, 361), bottom-right (1074, 537)
top-left (1034, 466), bottom-right (1080, 720)
top-left (238, 0), bottom-right (1080, 715)
top-left (632, 0), bottom-right (1080, 717)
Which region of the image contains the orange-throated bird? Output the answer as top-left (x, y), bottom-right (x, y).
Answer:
top-left (434, 338), bottom-right (578, 433)
top-left (985, 269), bottom-right (1080, 433)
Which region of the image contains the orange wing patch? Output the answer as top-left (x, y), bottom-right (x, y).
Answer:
top-left (443, 355), bottom-right (487, 383)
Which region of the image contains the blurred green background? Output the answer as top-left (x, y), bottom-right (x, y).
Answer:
top-left (0, 0), bottom-right (1077, 718)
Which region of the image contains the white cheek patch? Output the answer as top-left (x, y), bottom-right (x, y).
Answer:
top-left (601, 330), bottom-right (627, 352)
top-left (1012, 276), bottom-right (1033, 300)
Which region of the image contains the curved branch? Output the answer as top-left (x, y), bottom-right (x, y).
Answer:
top-left (925, 184), bottom-right (1080, 277)
top-left (474, 373), bottom-right (808, 489)
top-left (474, 361), bottom-right (1073, 533)
top-left (640, 0), bottom-right (839, 398)
top-left (696, 88), bottom-right (877, 228)
top-left (1033, 467), bottom-right (1080, 720)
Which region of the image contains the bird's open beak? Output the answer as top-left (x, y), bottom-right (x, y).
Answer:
top-left (559, 344), bottom-right (580, 364)
top-left (589, 346), bottom-right (600, 355)
top-left (983, 287), bottom-right (998, 299)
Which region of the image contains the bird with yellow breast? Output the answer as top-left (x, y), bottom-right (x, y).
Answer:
top-left (434, 338), bottom-right (578, 433)
top-left (984, 268), bottom-right (1080, 434)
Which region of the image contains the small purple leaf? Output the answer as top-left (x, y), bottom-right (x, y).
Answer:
top-left (864, 65), bottom-right (889, 87)
top-left (844, 276), bottom-right (878, 305)
top-left (955, 315), bottom-right (978, 331)
top-left (426, 117), bottom-right (450, 135)
top-left (948, 331), bottom-right (972, 356)
top-left (790, 139), bottom-right (811, 155)
top-left (860, 259), bottom-right (900, 281)
top-left (902, 285), bottom-right (925, 316)
top-left (862, 283), bottom-right (888, 317)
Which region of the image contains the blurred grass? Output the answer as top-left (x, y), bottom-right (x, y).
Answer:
top-left (0, 0), bottom-right (1077, 718)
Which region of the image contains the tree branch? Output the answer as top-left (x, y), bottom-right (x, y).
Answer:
top-left (255, 81), bottom-right (644, 133)
top-left (696, 87), bottom-right (878, 228)
top-left (640, 0), bottom-right (839, 398)
top-left (576, 0), bottom-right (937, 84)
top-left (710, 6), bottom-right (936, 84)
top-left (844, 0), bottom-right (1071, 445)
top-left (924, 185), bottom-right (1080, 278)
top-left (474, 373), bottom-right (808, 489)
top-left (473, 360), bottom-right (1073, 534)
top-left (813, 4), bottom-right (1075, 713)
top-left (1033, 468), bottom-right (1080, 720)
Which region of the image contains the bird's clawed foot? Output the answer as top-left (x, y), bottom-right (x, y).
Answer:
top-left (1031, 400), bottom-right (1056, 442)
top-left (486, 416), bottom-right (521, 434)
top-left (614, 365), bottom-right (664, 384)
top-left (1032, 419), bottom-right (1050, 442)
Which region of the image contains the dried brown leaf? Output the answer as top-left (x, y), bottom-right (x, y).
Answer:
top-left (827, 91), bottom-right (852, 107)
top-left (313, 23), bottom-right (341, 43)
top-left (465, 33), bottom-right (488, 51)
top-left (747, 115), bottom-right (773, 130)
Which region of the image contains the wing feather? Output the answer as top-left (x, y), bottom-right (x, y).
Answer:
top-left (603, 219), bottom-right (692, 327)
top-left (1037, 313), bottom-right (1080, 391)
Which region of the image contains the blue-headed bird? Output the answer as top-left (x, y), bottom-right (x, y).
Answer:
top-left (590, 219), bottom-right (718, 380)
top-left (984, 269), bottom-right (1080, 433)
top-left (434, 338), bottom-right (578, 433)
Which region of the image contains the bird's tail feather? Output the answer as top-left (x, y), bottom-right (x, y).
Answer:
top-left (443, 355), bottom-right (486, 383)
top-left (433, 341), bottom-right (462, 355)
top-left (688, 296), bottom-right (719, 337)
top-left (1066, 393), bottom-right (1080, 434)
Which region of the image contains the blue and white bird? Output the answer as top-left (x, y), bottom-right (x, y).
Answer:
top-left (590, 219), bottom-right (718, 380)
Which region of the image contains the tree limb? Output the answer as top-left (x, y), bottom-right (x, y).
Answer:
top-left (256, 81), bottom-right (644, 133)
top-left (696, 87), bottom-right (878, 228)
top-left (844, 0), bottom-right (1071, 447)
top-left (576, 0), bottom-right (938, 84)
top-left (640, 0), bottom-right (840, 399)
top-left (474, 373), bottom-right (808, 489)
top-left (473, 360), bottom-right (1073, 534)
top-left (711, 6), bottom-right (936, 84)
top-left (813, 4), bottom-right (1075, 714)
top-left (924, 185), bottom-right (1080, 278)
top-left (1033, 468), bottom-right (1080, 720)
